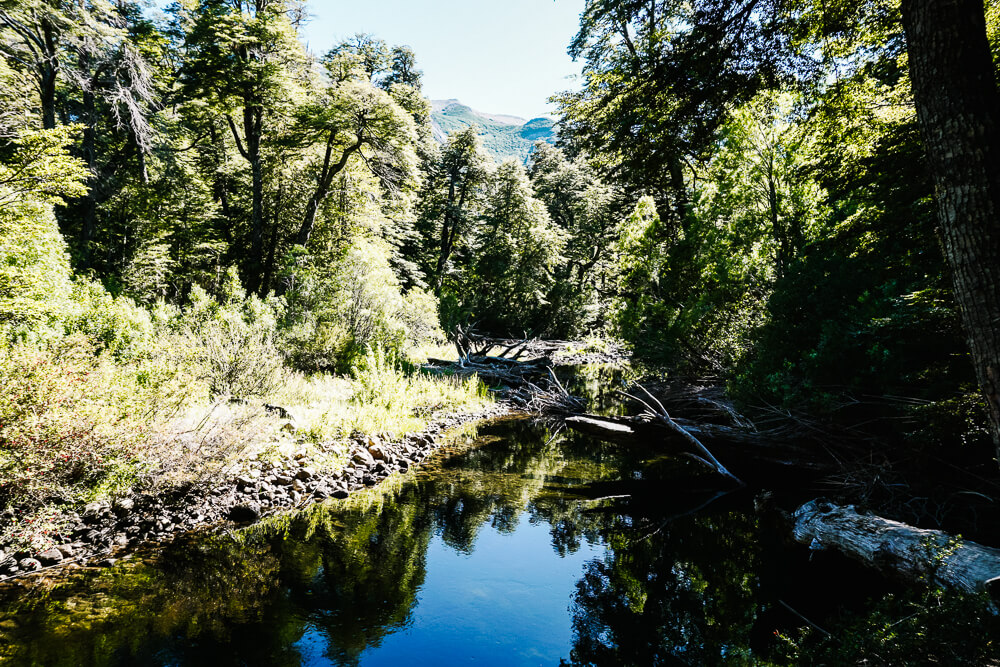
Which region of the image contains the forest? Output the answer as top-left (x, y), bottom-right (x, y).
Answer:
top-left (2, 0), bottom-right (1000, 662)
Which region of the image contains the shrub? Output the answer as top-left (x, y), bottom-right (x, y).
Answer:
top-left (285, 237), bottom-right (445, 372)
top-left (172, 268), bottom-right (284, 400)
top-left (0, 337), bottom-right (148, 527)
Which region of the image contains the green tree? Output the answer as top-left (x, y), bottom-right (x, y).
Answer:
top-left (414, 127), bottom-right (491, 295)
top-left (465, 161), bottom-right (566, 334)
top-left (180, 0), bottom-right (308, 293)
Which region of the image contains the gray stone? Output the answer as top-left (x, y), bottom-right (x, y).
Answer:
top-left (290, 491), bottom-right (302, 503)
top-left (295, 467), bottom-right (314, 481)
top-left (291, 478), bottom-right (306, 493)
top-left (18, 558), bottom-right (41, 572)
top-left (112, 497), bottom-right (135, 516)
top-left (274, 475), bottom-right (294, 486)
top-left (36, 548), bottom-right (63, 565)
top-left (352, 448), bottom-right (375, 466)
top-left (236, 475), bottom-right (256, 488)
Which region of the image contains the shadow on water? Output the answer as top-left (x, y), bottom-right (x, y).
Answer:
top-left (0, 365), bottom-right (895, 666)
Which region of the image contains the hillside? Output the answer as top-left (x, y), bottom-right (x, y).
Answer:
top-left (430, 99), bottom-right (556, 163)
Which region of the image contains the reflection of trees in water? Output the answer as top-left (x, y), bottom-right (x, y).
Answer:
top-left (0, 416), bottom-right (759, 666)
top-left (562, 509), bottom-right (762, 666)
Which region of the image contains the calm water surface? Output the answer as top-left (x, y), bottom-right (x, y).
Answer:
top-left (0, 366), bottom-right (866, 665)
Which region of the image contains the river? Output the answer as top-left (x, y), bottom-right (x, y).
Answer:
top-left (0, 365), bottom-right (884, 665)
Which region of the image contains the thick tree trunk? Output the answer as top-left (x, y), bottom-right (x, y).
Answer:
top-left (901, 0), bottom-right (1000, 462)
top-left (793, 500), bottom-right (1000, 596)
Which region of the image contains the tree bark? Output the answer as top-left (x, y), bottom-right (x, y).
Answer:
top-left (901, 0), bottom-right (1000, 462)
top-left (294, 132), bottom-right (364, 248)
top-left (794, 500), bottom-right (1000, 596)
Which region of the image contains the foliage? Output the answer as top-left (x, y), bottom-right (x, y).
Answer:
top-left (283, 236), bottom-right (444, 372)
top-left (0, 336), bottom-right (149, 548)
top-left (171, 268), bottom-right (283, 400)
top-left (776, 590), bottom-right (1000, 664)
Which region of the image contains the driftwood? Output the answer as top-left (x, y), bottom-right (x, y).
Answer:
top-left (614, 386), bottom-right (744, 486)
top-left (793, 499), bottom-right (1000, 597)
top-left (426, 330), bottom-right (583, 415)
top-left (564, 413), bottom-right (834, 480)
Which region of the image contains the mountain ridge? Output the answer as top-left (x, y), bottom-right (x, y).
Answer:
top-left (429, 99), bottom-right (556, 164)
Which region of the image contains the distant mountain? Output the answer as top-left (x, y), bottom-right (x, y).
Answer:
top-left (430, 99), bottom-right (556, 164)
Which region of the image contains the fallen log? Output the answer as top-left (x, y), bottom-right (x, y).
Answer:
top-left (793, 499), bottom-right (1000, 597)
top-left (564, 413), bottom-right (832, 476)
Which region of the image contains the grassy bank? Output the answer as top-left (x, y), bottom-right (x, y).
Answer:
top-left (0, 274), bottom-right (489, 554)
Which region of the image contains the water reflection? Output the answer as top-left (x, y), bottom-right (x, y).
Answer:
top-left (0, 400), bottom-right (805, 666)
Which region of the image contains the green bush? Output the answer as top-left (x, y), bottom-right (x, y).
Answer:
top-left (171, 268), bottom-right (284, 400)
top-left (0, 336), bottom-right (149, 544)
top-left (285, 237), bottom-right (445, 372)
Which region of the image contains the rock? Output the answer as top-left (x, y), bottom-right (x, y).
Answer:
top-left (292, 479), bottom-right (306, 493)
top-left (236, 475), bottom-right (256, 488)
top-left (98, 558), bottom-right (117, 568)
top-left (112, 497), bottom-right (135, 517)
top-left (264, 403), bottom-right (296, 420)
top-left (0, 555), bottom-right (16, 574)
top-left (113, 534), bottom-right (128, 547)
top-left (352, 448), bottom-right (375, 466)
top-left (331, 489), bottom-right (349, 499)
top-left (18, 558), bottom-right (41, 572)
top-left (295, 468), bottom-right (314, 481)
top-left (36, 548), bottom-right (63, 565)
top-left (229, 503), bottom-right (260, 523)
top-left (363, 475), bottom-right (376, 487)
top-left (275, 475), bottom-right (294, 486)
top-left (280, 422), bottom-right (297, 435)
top-left (291, 491), bottom-right (302, 503)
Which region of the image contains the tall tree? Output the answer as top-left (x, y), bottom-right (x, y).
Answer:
top-left (554, 0), bottom-right (797, 229)
top-left (181, 0), bottom-right (307, 293)
top-left (901, 0), bottom-right (1000, 458)
top-left (415, 127), bottom-right (490, 294)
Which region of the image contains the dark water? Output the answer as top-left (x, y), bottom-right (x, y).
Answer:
top-left (0, 366), bottom-right (877, 666)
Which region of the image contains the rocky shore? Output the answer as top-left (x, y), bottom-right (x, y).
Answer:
top-left (0, 402), bottom-right (512, 581)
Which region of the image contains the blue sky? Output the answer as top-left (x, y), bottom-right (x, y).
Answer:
top-left (299, 0), bottom-right (585, 120)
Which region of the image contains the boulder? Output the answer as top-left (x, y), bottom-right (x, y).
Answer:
top-left (36, 548), bottom-right (64, 566)
top-left (18, 558), bottom-right (41, 572)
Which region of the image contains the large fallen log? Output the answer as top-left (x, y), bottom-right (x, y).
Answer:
top-left (564, 413), bottom-right (833, 477)
top-left (793, 499), bottom-right (1000, 597)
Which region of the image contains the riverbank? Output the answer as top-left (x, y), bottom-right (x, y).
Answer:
top-left (0, 400), bottom-right (512, 580)
top-left (0, 341), bottom-right (628, 582)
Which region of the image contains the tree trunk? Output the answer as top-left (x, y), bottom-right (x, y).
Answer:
top-left (78, 59), bottom-right (98, 269)
top-left (793, 500), bottom-right (1000, 597)
top-left (901, 0), bottom-right (1000, 461)
top-left (294, 133), bottom-right (363, 249)
top-left (243, 106), bottom-right (265, 295)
